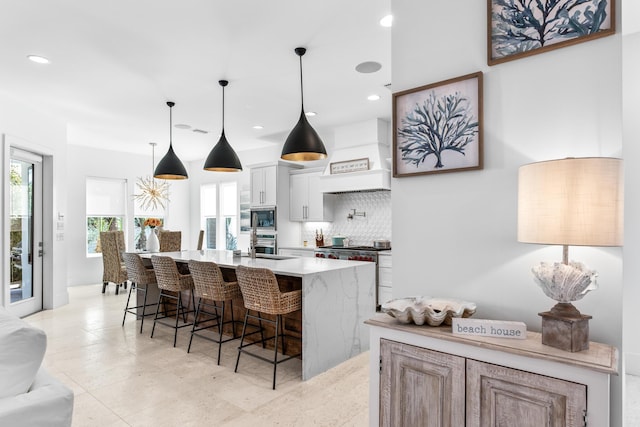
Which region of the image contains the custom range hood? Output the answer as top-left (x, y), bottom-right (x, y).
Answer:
top-left (320, 118), bottom-right (391, 193)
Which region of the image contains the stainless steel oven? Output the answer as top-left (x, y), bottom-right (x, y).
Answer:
top-left (250, 206), bottom-right (276, 231)
top-left (254, 233), bottom-right (277, 255)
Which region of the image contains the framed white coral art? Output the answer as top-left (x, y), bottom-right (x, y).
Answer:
top-left (393, 72), bottom-right (483, 178)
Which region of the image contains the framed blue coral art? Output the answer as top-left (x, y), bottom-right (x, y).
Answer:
top-left (488, 0), bottom-right (615, 65)
top-left (393, 72), bottom-right (483, 178)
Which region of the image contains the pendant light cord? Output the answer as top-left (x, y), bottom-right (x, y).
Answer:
top-left (168, 105), bottom-right (173, 147)
top-left (222, 84), bottom-right (225, 130)
top-left (299, 54), bottom-right (305, 111)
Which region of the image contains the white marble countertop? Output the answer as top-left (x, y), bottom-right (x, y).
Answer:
top-left (140, 249), bottom-right (370, 278)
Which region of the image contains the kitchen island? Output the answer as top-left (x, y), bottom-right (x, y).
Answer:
top-left (141, 250), bottom-right (376, 380)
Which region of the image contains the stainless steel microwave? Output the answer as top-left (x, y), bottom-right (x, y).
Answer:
top-left (250, 206), bottom-right (276, 230)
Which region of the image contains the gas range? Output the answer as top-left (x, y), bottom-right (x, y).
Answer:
top-left (314, 246), bottom-right (383, 262)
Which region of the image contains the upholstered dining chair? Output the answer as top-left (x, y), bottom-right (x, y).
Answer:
top-left (234, 265), bottom-right (302, 390)
top-left (158, 230), bottom-right (181, 252)
top-left (122, 253), bottom-right (159, 333)
top-left (187, 260), bottom-right (243, 364)
top-left (150, 255), bottom-right (195, 347)
top-left (100, 231), bottom-right (128, 295)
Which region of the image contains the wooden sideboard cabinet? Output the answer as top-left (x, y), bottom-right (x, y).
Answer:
top-left (366, 314), bottom-right (618, 427)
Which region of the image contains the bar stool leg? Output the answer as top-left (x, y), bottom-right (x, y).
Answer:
top-left (188, 297), bottom-right (203, 353)
top-left (150, 291), bottom-right (164, 339)
top-left (216, 301), bottom-right (225, 365)
top-left (139, 284), bottom-right (149, 334)
top-left (122, 281), bottom-right (135, 326)
top-left (230, 300), bottom-right (237, 338)
top-left (235, 310), bottom-right (250, 373)
top-left (174, 293), bottom-right (183, 347)
top-left (280, 314), bottom-right (287, 354)
top-left (257, 312), bottom-right (266, 348)
top-left (272, 315), bottom-right (280, 390)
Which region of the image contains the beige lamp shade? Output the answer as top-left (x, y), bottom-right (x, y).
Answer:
top-left (518, 157), bottom-right (624, 247)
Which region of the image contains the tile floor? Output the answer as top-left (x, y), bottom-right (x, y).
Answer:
top-left (24, 284), bottom-right (369, 427)
top-left (24, 284), bottom-right (640, 426)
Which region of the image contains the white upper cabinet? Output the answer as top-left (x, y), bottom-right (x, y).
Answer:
top-left (290, 170), bottom-right (335, 222)
top-left (250, 165), bottom-right (278, 206)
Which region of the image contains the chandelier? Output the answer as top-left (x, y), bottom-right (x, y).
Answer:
top-left (134, 142), bottom-right (170, 210)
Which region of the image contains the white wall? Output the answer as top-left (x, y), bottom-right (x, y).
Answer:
top-left (0, 93), bottom-right (69, 309)
top-left (66, 145), bottom-right (190, 286)
top-left (622, 26), bottom-right (640, 375)
top-left (392, 1), bottom-right (623, 424)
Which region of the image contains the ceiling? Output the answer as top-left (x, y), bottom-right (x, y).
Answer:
top-left (0, 0), bottom-right (392, 162)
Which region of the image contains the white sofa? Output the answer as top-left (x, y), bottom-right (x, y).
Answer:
top-left (0, 306), bottom-right (73, 426)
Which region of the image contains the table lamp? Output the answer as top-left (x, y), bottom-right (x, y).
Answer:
top-left (517, 157), bottom-right (623, 352)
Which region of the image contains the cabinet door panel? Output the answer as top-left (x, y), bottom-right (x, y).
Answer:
top-left (289, 174), bottom-right (306, 220)
top-left (263, 165), bottom-right (277, 205)
top-left (306, 172), bottom-right (324, 221)
top-left (380, 339), bottom-right (465, 427)
top-left (250, 168), bottom-right (264, 205)
top-left (466, 359), bottom-right (587, 427)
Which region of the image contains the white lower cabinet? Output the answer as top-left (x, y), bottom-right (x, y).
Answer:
top-left (367, 314), bottom-right (617, 427)
top-left (377, 253), bottom-right (392, 307)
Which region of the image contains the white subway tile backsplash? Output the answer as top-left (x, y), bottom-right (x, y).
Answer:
top-left (301, 191), bottom-right (391, 246)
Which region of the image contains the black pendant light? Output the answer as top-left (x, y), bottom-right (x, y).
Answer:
top-left (281, 47), bottom-right (327, 161)
top-left (203, 80), bottom-right (243, 172)
top-left (154, 101), bottom-right (188, 180)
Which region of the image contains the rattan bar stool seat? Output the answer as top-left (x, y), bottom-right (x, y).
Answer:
top-left (122, 253), bottom-right (159, 333)
top-left (234, 265), bottom-right (302, 389)
top-left (150, 255), bottom-right (196, 347)
top-left (187, 260), bottom-right (245, 364)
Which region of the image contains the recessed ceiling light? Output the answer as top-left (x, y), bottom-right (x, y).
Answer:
top-left (27, 55), bottom-right (50, 64)
top-left (367, 94), bottom-right (381, 101)
top-left (355, 61), bottom-right (382, 74)
top-left (253, 125), bottom-right (264, 130)
top-left (380, 15), bottom-right (393, 27)
top-left (305, 111), bottom-right (317, 117)
top-left (192, 129), bottom-right (208, 134)
top-left (174, 124), bottom-right (191, 129)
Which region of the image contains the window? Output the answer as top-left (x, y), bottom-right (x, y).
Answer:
top-left (201, 184), bottom-right (217, 249)
top-left (220, 182), bottom-right (238, 250)
top-left (201, 182), bottom-right (238, 250)
top-left (86, 177), bottom-right (126, 255)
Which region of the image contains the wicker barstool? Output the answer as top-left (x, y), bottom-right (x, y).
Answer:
top-left (122, 253), bottom-right (159, 333)
top-left (187, 260), bottom-right (244, 364)
top-left (150, 255), bottom-right (195, 347)
top-left (234, 265), bottom-right (302, 389)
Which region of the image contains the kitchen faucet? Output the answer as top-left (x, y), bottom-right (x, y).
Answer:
top-left (347, 209), bottom-right (366, 220)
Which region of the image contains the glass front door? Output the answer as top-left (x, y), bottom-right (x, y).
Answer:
top-left (7, 149), bottom-right (43, 316)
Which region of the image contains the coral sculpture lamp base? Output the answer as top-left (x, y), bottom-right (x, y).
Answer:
top-left (539, 303), bottom-right (592, 352)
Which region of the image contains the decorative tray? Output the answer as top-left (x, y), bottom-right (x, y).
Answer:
top-left (381, 296), bottom-right (477, 326)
